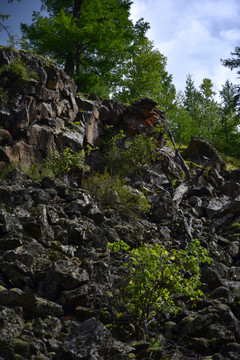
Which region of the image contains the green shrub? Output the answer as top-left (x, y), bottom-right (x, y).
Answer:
top-left (102, 127), bottom-right (162, 177)
top-left (108, 238), bottom-right (211, 327)
top-left (43, 148), bottom-right (89, 179)
top-left (83, 170), bottom-right (150, 218)
top-left (0, 87), bottom-right (8, 107)
top-left (0, 56), bottom-right (38, 90)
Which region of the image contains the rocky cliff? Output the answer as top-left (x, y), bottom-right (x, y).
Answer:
top-left (0, 48), bottom-right (240, 360)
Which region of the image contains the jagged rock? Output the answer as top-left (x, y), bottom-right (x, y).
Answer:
top-left (0, 306), bottom-right (24, 359)
top-left (122, 98), bottom-right (167, 142)
top-left (150, 188), bottom-right (176, 221)
top-left (204, 196), bottom-right (231, 218)
top-left (0, 48), bottom-right (78, 169)
top-left (187, 136), bottom-right (226, 172)
top-left (55, 317), bottom-right (133, 359)
top-left (56, 130), bottom-right (85, 151)
top-left (217, 194), bottom-right (240, 217)
top-left (43, 260), bottom-right (89, 300)
top-left (99, 99), bottom-right (126, 126)
top-left (220, 180), bottom-right (240, 199)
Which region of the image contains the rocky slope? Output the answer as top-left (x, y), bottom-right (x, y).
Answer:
top-left (0, 48), bottom-right (240, 360)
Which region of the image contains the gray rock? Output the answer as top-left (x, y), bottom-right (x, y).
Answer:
top-left (56, 317), bottom-right (133, 359)
top-left (43, 260), bottom-right (89, 300)
top-left (56, 130), bottom-right (84, 151)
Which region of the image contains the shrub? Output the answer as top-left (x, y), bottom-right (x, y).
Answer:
top-left (83, 170), bottom-right (150, 218)
top-left (108, 238), bottom-right (211, 328)
top-left (102, 127), bottom-right (162, 177)
top-left (0, 56), bottom-right (38, 90)
top-left (43, 148), bottom-right (89, 180)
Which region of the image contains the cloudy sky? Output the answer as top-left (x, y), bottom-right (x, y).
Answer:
top-left (131, 0), bottom-right (240, 93)
top-left (1, 0), bottom-right (240, 94)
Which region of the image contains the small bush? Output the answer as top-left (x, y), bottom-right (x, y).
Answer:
top-left (108, 238), bottom-right (211, 328)
top-left (102, 127), bottom-right (162, 177)
top-left (0, 56), bottom-right (38, 90)
top-left (83, 170), bottom-right (150, 218)
top-left (43, 148), bottom-right (89, 180)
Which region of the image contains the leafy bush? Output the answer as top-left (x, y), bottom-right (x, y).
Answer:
top-left (83, 170), bottom-right (150, 218)
top-left (102, 127), bottom-right (162, 177)
top-left (0, 56), bottom-right (38, 90)
top-left (43, 148), bottom-right (89, 180)
top-left (108, 238), bottom-right (211, 327)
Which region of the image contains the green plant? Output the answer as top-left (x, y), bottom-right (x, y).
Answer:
top-left (43, 148), bottom-right (89, 179)
top-left (0, 87), bottom-right (8, 107)
top-left (0, 163), bottom-right (18, 179)
top-left (0, 57), bottom-right (38, 90)
top-left (84, 170), bottom-right (150, 218)
top-left (103, 128), bottom-right (162, 177)
top-left (108, 238), bottom-right (211, 328)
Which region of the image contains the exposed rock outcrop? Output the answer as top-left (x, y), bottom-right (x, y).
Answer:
top-left (0, 48), bottom-right (167, 171)
top-left (187, 135), bottom-right (226, 172)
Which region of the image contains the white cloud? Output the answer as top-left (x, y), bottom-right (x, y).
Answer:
top-left (131, 0), bottom-right (240, 93)
top-left (220, 29), bottom-right (240, 43)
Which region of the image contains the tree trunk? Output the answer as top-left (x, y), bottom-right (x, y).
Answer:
top-left (64, 0), bottom-right (83, 76)
top-left (65, 53), bottom-right (76, 76)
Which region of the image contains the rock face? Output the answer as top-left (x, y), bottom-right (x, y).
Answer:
top-left (187, 135), bottom-right (226, 172)
top-left (0, 47), bottom-right (79, 169)
top-left (0, 48), bottom-right (167, 171)
top-left (0, 47), bottom-right (240, 360)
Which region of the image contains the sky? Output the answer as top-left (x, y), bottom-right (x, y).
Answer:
top-left (130, 0), bottom-right (240, 94)
top-left (0, 0), bottom-right (240, 94)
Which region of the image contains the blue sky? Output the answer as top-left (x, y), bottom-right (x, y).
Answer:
top-left (1, 0), bottom-right (240, 94)
top-left (0, 0), bottom-right (42, 42)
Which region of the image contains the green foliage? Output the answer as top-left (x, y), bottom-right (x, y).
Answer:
top-left (168, 74), bottom-right (240, 156)
top-left (0, 163), bottom-right (19, 179)
top-left (221, 153), bottom-right (240, 170)
top-left (108, 238), bottom-right (211, 326)
top-left (113, 38), bottom-right (176, 109)
top-left (0, 56), bottom-right (38, 91)
top-left (0, 88), bottom-right (8, 107)
top-left (84, 170), bottom-right (150, 218)
top-left (221, 46), bottom-right (240, 80)
top-left (231, 223), bottom-right (240, 231)
top-left (102, 127), bottom-right (162, 177)
top-left (168, 91), bottom-right (195, 145)
top-left (43, 147), bottom-right (89, 178)
top-left (213, 80), bottom-right (240, 155)
top-left (21, 0), bottom-right (149, 97)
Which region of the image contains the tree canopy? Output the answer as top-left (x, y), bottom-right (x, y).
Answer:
top-left (21, 0), bottom-right (149, 97)
top-left (113, 38), bottom-right (176, 108)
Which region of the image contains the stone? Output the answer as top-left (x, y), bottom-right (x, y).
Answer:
top-left (30, 124), bottom-right (55, 156)
top-left (43, 260), bottom-right (89, 300)
top-left (58, 285), bottom-right (88, 310)
top-left (204, 196), bottom-right (231, 218)
top-left (187, 136), bottom-right (226, 172)
top-left (56, 317), bottom-right (134, 359)
top-left (122, 98), bottom-right (167, 142)
top-left (209, 287), bottom-right (232, 301)
top-left (56, 130), bottom-right (84, 151)
top-left (220, 180), bottom-right (240, 199)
